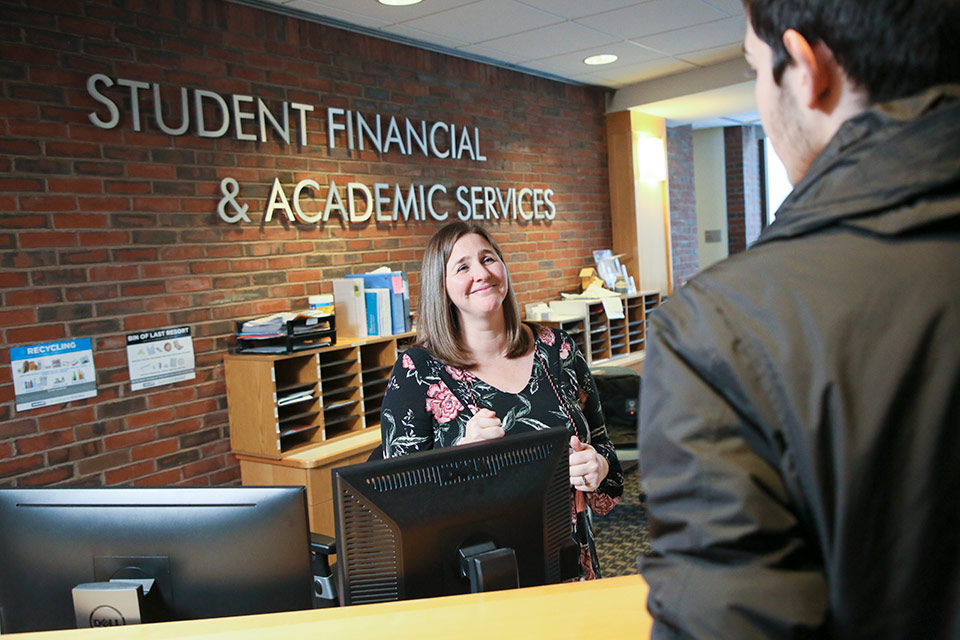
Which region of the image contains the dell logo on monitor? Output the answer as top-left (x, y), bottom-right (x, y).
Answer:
top-left (89, 605), bottom-right (126, 627)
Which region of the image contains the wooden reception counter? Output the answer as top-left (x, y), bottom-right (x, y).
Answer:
top-left (10, 574), bottom-right (651, 639)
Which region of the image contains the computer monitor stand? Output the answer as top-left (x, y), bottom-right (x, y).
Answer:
top-left (72, 577), bottom-right (167, 628)
top-left (458, 541), bottom-right (519, 593)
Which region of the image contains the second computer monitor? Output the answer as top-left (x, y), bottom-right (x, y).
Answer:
top-left (333, 427), bottom-right (575, 606)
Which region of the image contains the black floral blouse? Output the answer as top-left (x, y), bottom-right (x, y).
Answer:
top-left (380, 324), bottom-right (624, 579)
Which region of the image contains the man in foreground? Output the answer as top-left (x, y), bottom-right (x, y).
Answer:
top-left (638, 0), bottom-right (960, 637)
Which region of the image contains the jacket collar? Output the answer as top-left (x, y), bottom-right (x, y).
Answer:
top-left (755, 84), bottom-right (960, 246)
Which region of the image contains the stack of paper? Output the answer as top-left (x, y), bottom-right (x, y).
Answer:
top-left (560, 284), bottom-right (625, 319)
top-left (277, 389), bottom-right (314, 406)
top-left (238, 313), bottom-right (290, 337)
top-left (238, 310), bottom-right (333, 337)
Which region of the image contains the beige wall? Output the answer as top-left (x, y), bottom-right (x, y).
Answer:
top-left (693, 128), bottom-right (729, 270)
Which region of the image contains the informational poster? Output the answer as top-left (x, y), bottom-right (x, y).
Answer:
top-left (126, 326), bottom-right (196, 391)
top-left (11, 338), bottom-right (98, 412)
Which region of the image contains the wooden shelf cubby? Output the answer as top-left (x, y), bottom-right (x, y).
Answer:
top-left (224, 333), bottom-right (414, 459)
top-left (225, 332), bottom-right (414, 535)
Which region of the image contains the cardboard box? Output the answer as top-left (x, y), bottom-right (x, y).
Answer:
top-left (579, 267), bottom-right (604, 292)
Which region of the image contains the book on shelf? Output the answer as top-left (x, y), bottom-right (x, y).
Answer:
top-left (346, 270), bottom-right (411, 334)
top-left (364, 288), bottom-right (392, 337)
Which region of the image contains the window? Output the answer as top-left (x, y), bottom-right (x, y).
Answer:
top-left (764, 137), bottom-right (792, 224)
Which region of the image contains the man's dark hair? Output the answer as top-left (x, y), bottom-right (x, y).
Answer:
top-left (744, 0), bottom-right (960, 103)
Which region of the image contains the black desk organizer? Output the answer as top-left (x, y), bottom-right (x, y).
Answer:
top-left (236, 314), bottom-right (337, 354)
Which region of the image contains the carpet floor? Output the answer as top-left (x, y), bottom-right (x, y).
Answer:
top-left (592, 458), bottom-right (651, 578)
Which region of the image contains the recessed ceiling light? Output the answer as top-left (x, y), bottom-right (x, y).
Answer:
top-left (378, 0), bottom-right (423, 5)
top-left (584, 54), bottom-right (618, 66)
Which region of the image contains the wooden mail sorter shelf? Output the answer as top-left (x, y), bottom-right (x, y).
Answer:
top-left (539, 291), bottom-right (661, 368)
top-left (224, 332), bottom-right (414, 459)
top-left (226, 332), bottom-right (414, 535)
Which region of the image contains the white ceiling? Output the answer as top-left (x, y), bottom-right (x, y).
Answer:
top-left (247, 0), bottom-right (758, 128)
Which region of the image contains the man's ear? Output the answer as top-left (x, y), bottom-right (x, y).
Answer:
top-left (781, 28), bottom-right (831, 109)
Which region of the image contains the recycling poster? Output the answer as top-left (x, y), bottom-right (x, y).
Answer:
top-left (11, 338), bottom-right (98, 412)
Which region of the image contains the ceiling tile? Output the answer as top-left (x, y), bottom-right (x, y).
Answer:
top-left (521, 59), bottom-right (586, 78)
top-left (578, 0), bottom-right (726, 39)
top-left (260, 0), bottom-right (760, 120)
top-left (581, 58), bottom-right (697, 88)
top-left (380, 23), bottom-right (471, 48)
top-left (515, 0), bottom-right (649, 20)
top-left (634, 17), bottom-right (745, 55)
top-left (533, 40), bottom-right (661, 69)
top-left (294, 0), bottom-right (479, 24)
top-left (401, 0), bottom-right (564, 45)
top-left (699, 0), bottom-right (746, 17)
top-left (455, 42), bottom-right (534, 64)
top-left (477, 21), bottom-right (620, 59)
top-left (676, 42), bottom-right (744, 67)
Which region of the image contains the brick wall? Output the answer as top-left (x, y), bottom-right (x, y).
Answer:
top-left (0, 0), bottom-right (613, 487)
top-left (666, 125), bottom-right (698, 288)
top-left (724, 124), bottom-right (764, 254)
top-left (724, 127), bottom-right (746, 254)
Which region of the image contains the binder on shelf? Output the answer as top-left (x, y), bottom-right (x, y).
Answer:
top-left (363, 291), bottom-right (378, 337)
top-left (398, 272), bottom-right (412, 332)
top-left (346, 271), bottom-right (410, 335)
top-left (332, 278), bottom-right (367, 339)
top-left (364, 288), bottom-right (392, 337)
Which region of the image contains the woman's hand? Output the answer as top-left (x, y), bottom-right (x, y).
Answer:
top-left (456, 408), bottom-right (505, 445)
top-left (569, 435), bottom-right (609, 492)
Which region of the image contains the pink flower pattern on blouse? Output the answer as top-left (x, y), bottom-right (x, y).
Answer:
top-left (445, 365), bottom-right (471, 381)
top-left (401, 353), bottom-right (415, 370)
top-left (559, 339), bottom-right (571, 361)
top-left (425, 382), bottom-right (464, 424)
top-left (537, 325), bottom-right (555, 345)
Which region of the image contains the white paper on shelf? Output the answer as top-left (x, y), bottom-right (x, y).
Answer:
top-left (600, 296), bottom-right (625, 320)
top-left (332, 278), bottom-right (367, 339)
top-left (277, 390), bottom-right (314, 406)
top-left (559, 284), bottom-right (624, 318)
top-left (562, 283), bottom-right (621, 300)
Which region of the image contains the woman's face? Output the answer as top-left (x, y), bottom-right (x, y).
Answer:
top-left (444, 233), bottom-right (508, 322)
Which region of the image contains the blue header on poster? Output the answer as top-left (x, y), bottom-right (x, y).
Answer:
top-left (10, 338), bottom-right (92, 362)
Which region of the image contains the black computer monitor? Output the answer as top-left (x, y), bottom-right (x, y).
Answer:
top-left (332, 427), bottom-right (576, 606)
top-left (0, 486), bottom-right (314, 633)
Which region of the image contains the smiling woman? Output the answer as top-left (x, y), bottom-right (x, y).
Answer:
top-left (443, 232), bottom-right (509, 324)
top-left (377, 221), bottom-right (625, 581)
